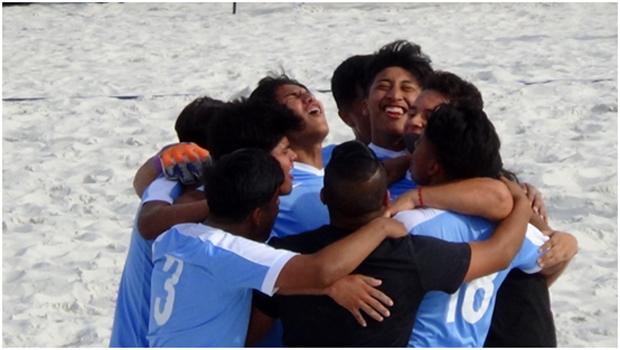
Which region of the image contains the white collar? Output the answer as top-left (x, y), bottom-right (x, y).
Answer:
top-left (293, 161), bottom-right (324, 176)
top-left (368, 143), bottom-right (409, 159)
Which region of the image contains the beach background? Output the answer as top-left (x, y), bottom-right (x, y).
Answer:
top-left (2, 2), bottom-right (617, 347)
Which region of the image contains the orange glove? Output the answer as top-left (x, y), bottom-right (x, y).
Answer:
top-left (159, 142), bottom-right (211, 185)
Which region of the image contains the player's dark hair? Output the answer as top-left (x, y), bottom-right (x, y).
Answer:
top-left (324, 140), bottom-right (388, 217)
top-left (424, 71), bottom-right (484, 110)
top-left (331, 54), bottom-right (373, 112)
top-left (249, 74), bottom-right (309, 105)
top-left (425, 104), bottom-right (503, 180)
top-left (363, 40), bottom-right (433, 96)
top-left (203, 148), bottom-right (283, 222)
top-left (174, 96), bottom-right (225, 148)
top-left (207, 98), bottom-right (302, 160)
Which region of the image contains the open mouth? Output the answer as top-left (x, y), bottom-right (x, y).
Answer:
top-left (384, 105), bottom-right (406, 119)
top-left (308, 106), bottom-right (321, 116)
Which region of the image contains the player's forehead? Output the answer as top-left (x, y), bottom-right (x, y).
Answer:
top-left (276, 84), bottom-right (309, 100)
top-left (373, 66), bottom-right (418, 85)
top-left (415, 90), bottom-right (448, 109)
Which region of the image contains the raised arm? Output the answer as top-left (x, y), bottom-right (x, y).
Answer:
top-left (138, 189), bottom-right (209, 240)
top-left (133, 155), bottom-right (160, 198)
top-left (275, 216), bottom-right (406, 294)
top-left (464, 178), bottom-right (531, 282)
top-left (390, 177), bottom-right (513, 221)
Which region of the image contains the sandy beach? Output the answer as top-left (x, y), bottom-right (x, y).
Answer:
top-left (2, 3), bottom-right (617, 347)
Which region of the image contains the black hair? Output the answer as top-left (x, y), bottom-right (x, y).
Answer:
top-left (249, 74), bottom-right (309, 105)
top-left (363, 40), bottom-right (433, 96)
top-left (203, 148), bottom-right (283, 222)
top-left (331, 54), bottom-right (373, 112)
top-left (174, 96), bottom-right (225, 148)
top-left (324, 140), bottom-right (388, 217)
top-left (425, 104), bottom-right (503, 180)
top-left (206, 98), bottom-right (303, 160)
top-left (424, 71), bottom-right (484, 110)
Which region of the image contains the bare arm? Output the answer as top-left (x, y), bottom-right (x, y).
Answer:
top-left (464, 178), bottom-right (531, 282)
top-left (382, 155), bottom-right (411, 185)
top-left (275, 217), bottom-right (406, 294)
top-left (390, 177), bottom-right (513, 221)
top-left (133, 155), bottom-right (160, 198)
top-left (137, 198), bottom-right (209, 240)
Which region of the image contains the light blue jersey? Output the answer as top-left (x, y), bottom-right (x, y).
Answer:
top-left (269, 144), bottom-right (335, 240)
top-left (368, 143), bottom-right (416, 199)
top-left (394, 208), bottom-right (546, 347)
top-left (147, 223), bottom-right (297, 347)
top-left (109, 177), bottom-right (182, 347)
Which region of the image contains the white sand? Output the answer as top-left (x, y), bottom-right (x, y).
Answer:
top-left (2, 3), bottom-right (617, 347)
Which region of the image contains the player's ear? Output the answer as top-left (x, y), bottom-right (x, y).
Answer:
top-left (382, 190), bottom-right (390, 207)
top-left (338, 110), bottom-right (355, 128)
top-left (249, 207), bottom-right (263, 229)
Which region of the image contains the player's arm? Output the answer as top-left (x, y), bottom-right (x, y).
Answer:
top-left (133, 155), bottom-right (160, 198)
top-left (390, 177), bottom-right (513, 221)
top-left (382, 154), bottom-right (411, 185)
top-left (138, 198), bottom-right (208, 240)
top-left (275, 216), bottom-right (406, 294)
top-left (463, 177), bottom-right (532, 282)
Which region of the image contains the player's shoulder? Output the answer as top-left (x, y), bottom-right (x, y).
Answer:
top-left (394, 208), bottom-right (447, 231)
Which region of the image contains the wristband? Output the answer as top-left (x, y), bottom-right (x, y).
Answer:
top-left (417, 186), bottom-right (424, 207)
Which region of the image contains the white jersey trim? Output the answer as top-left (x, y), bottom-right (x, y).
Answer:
top-left (155, 223), bottom-right (298, 296)
top-left (368, 143), bottom-right (409, 159)
top-left (293, 161), bottom-right (324, 176)
top-left (394, 208), bottom-right (446, 232)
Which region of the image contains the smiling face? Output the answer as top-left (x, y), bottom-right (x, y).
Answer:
top-left (270, 136), bottom-right (297, 195)
top-left (403, 89), bottom-right (448, 152)
top-left (366, 67), bottom-right (422, 151)
top-left (275, 84), bottom-right (329, 145)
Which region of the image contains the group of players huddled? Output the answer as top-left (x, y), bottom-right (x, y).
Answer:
top-left (109, 40), bottom-right (578, 347)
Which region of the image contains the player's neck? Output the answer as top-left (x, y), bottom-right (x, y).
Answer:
top-left (330, 211), bottom-right (384, 231)
top-left (371, 133), bottom-right (405, 152)
top-left (291, 143), bottom-right (323, 169)
top-left (204, 217), bottom-right (255, 241)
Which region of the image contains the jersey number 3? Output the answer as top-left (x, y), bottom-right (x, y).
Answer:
top-left (154, 255), bottom-right (184, 326)
top-left (446, 272), bottom-right (498, 324)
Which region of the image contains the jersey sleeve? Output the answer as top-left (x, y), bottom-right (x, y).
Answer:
top-left (141, 176), bottom-right (183, 205)
top-left (191, 231), bottom-right (298, 296)
top-left (512, 224), bottom-right (547, 274)
top-left (410, 235), bottom-right (471, 293)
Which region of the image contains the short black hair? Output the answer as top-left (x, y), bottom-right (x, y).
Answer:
top-left (324, 140), bottom-right (387, 217)
top-left (425, 104), bottom-right (503, 180)
top-left (249, 74), bottom-right (309, 105)
top-left (424, 71), bottom-right (484, 110)
top-left (203, 148), bottom-right (283, 222)
top-left (174, 96), bottom-right (225, 148)
top-left (364, 40), bottom-right (433, 96)
top-left (206, 98), bottom-right (303, 160)
top-left (331, 54), bottom-right (373, 112)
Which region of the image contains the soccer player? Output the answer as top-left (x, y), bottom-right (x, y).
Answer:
top-left (147, 148), bottom-right (407, 347)
top-left (110, 96), bottom-right (222, 347)
top-left (250, 140), bottom-right (533, 347)
top-left (398, 71), bottom-right (577, 346)
top-left (394, 104), bottom-right (571, 347)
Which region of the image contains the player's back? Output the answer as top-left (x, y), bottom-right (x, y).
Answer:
top-left (394, 208), bottom-right (544, 347)
top-left (264, 225), bottom-right (470, 347)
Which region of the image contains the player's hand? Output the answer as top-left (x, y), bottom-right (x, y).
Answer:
top-left (326, 274), bottom-right (393, 327)
top-left (538, 231), bottom-right (578, 268)
top-left (371, 216), bottom-right (407, 239)
top-left (522, 182), bottom-right (548, 225)
top-left (160, 142), bottom-right (211, 185)
top-left (385, 191), bottom-right (416, 217)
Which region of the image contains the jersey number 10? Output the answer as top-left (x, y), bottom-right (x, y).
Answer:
top-left (446, 272), bottom-right (499, 324)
